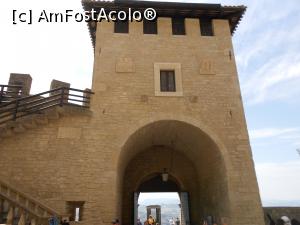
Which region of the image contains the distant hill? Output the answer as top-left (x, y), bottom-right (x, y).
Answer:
top-left (263, 200), bottom-right (300, 207)
top-left (139, 198), bottom-right (180, 205)
top-left (137, 199), bottom-right (300, 225)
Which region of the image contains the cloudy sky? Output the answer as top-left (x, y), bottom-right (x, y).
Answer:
top-left (0, 0), bottom-right (299, 206)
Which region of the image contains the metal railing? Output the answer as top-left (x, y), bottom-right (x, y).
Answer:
top-left (0, 87), bottom-right (94, 125)
top-left (0, 85), bottom-right (23, 104)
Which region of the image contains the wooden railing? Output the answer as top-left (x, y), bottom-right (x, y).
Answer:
top-left (0, 87), bottom-right (94, 125)
top-left (0, 85), bottom-right (23, 104)
top-left (0, 180), bottom-right (62, 225)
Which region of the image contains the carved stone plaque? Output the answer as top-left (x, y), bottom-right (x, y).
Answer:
top-left (116, 57), bottom-right (135, 73)
top-left (199, 59), bottom-right (215, 75)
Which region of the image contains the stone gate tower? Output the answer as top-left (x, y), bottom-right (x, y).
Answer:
top-left (0, 1), bottom-right (265, 225)
top-left (82, 1), bottom-right (265, 225)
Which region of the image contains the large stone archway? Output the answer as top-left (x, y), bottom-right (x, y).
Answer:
top-left (117, 120), bottom-right (231, 225)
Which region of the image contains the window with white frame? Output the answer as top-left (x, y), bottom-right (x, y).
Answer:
top-left (154, 63), bottom-right (183, 96)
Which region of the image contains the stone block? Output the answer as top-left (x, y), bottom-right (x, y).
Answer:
top-left (8, 73), bottom-right (32, 96)
top-left (57, 127), bottom-right (82, 139)
top-left (50, 79), bottom-right (70, 103)
top-left (116, 57), bottom-right (135, 73)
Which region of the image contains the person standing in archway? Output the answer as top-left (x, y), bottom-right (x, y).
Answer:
top-left (148, 215), bottom-right (155, 225)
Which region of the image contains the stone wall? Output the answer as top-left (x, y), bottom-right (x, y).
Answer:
top-left (0, 17), bottom-right (265, 225)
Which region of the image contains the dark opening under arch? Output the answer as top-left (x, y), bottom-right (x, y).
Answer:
top-left (138, 174), bottom-right (180, 192)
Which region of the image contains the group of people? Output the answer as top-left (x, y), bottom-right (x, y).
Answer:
top-left (48, 217), bottom-right (70, 225)
top-left (169, 217), bottom-right (180, 225)
top-left (137, 215), bottom-right (157, 225)
top-left (267, 214), bottom-right (300, 225)
top-left (137, 215), bottom-right (180, 225)
top-left (111, 214), bottom-right (300, 225)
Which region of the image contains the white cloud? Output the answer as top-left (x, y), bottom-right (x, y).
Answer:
top-left (231, 0), bottom-right (300, 105)
top-left (249, 127), bottom-right (300, 149)
top-left (249, 128), bottom-right (300, 139)
top-left (138, 193), bottom-right (180, 202)
top-left (255, 161), bottom-right (300, 203)
top-left (241, 52), bottom-right (300, 105)
top-left (1, 0), bottom-right (299, 106)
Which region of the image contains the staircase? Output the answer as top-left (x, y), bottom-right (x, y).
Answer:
top-left (0, 179), bottom-right (62, 225)
top-left (0, 86), bottom-right (94, 224)
top-left (0, 86), bottom-right (93, 141)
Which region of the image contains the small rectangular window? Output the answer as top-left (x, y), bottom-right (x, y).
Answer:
top-left (66, 201), bottom-right (84, 221)
top-left (160, 70), bottom-right (176, 92)
top-left (114, 20), bottom-right (129, 33)
top-left (172, 17), bottom-right (185, 35)
top-left (200, 18), bottom-right (214, 36)
top-left (143, 19), bottom-right (157, 34)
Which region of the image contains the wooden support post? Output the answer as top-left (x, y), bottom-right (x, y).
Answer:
top-left (0, 86), bottom-right (4, 104)
top-left (30, 218), bottom-right (36, 225)
top-left (18, 212), bottom-right (26, 225)
top-left (6, 207), bottom-right (14, 225)
top-left (83, 88), bottom-right (92, 107)
top-left (147, 207), bottom-right (151, 219)
top-left (156, 207), bottom-right (161, 225)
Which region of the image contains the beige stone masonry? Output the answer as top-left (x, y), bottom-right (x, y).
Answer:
top-left (0, 14), bottom-right (265, 225)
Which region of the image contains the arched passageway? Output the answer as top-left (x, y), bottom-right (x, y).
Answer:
top-left (136, 175), bottom-right (185, 225)
top-left (117, 120), bottom-right (231, 225)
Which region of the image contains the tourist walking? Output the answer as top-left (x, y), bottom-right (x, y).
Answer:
top-left (276, 219), bottom-right (285, 225)
top-left (281, 216), bottom-right (292, 225)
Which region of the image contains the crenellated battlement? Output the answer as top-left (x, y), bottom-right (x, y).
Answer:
top-left (2, 73), bottom-right (71, 98)
top-left (82, 1), bottom-right (246, 49)
top-left (96, 18), bottom-right (232, 38)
